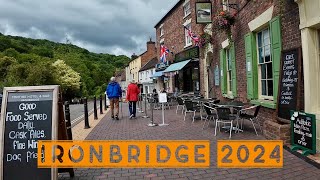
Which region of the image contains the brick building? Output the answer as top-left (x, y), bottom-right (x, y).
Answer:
top-left (209, 0), bottom-right (302, 144)
top-left (128, 39), bottom-right (156, 85)
top-left (154, 0), bottom-right (207, 93)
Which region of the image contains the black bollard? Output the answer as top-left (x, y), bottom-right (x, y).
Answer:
top-left (104, 94), bottom-right (107, 110)
top-left (147, 96), bottom-right (157, 127)
top-left (100, 95), bottom-right (103, 114)
top-left (84, 98), bottom-right (90, 129)
top-left (64, 101), bottom-right (73, 140)
top-left (142, 94), bottom-right (149, 118)
top-left (94, 96), bottom-right (98, 120)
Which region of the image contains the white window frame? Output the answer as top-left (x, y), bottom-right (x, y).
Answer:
top-left (256, 27), bottom-right (273, 101)
top-left (183, 0), bottom-right (191, 18)
top-left (160, 24), bottom-right (164, 37)
top-left (183, 19), bottom-right (192, 48)
top-left (225, 48), bottom-right (232, 95)
top-left (222, 0), bottom-right (230, 11)
top-left (160, 38), bottom-right (164, 44)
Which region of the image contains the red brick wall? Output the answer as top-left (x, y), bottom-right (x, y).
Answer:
top-left (209, 0), bottom-right (302, 134)
top-left (155, 0), bottom-right (206, 63)
top-left (155, 0), bottom-right (207, 93)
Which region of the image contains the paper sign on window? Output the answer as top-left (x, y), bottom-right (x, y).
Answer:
top-left (159, 93), bottom-right (167, 103)
top-left (247, 62), bottom-right (251, 72)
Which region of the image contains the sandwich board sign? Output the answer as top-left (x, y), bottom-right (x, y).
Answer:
top-left (0, 86), bottom-right (60, 180)
top-left (290, 111), bottom-right (316, 156)
top-left (158, 93), bottom-right (167, 103)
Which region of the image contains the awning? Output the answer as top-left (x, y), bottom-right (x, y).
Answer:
top-left (163, 60), bottom-right (191, 73)
top-left (152, 70), bottom-right (164, 78)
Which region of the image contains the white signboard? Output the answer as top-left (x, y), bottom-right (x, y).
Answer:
top-left (158, 93), bottom-right (167, 103)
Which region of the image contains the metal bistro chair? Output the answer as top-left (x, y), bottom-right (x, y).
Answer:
top-left (202, 103), bottom-right (217, 129)
top-left (239, 105), bottom-right (262, 135)
top-left (184, 100), bottom-right (200, 123)
top-left (176, 97), bottom-right (185, 114)
top-left (215, 107), bottom-right (238, 139)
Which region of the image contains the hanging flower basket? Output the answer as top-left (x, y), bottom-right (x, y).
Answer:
top-left (214, 10), bottom-right (237, 42)
top-left (198, 32), bottom-right (212, 48)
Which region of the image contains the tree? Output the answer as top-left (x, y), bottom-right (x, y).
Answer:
top-left (52, 59), bottom-right (81, 95)
top-left (0, 56), bottom-right (17, 79)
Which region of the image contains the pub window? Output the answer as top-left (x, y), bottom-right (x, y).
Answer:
top-left (222, 0), bottom-right (230, 11)
top-left (183, 0), bottom-right (191, 18)
top-left (184, 23), bottom-right (192, 47)
top-left (257, 28), bottom-right (273, 100)
top-left (220, 43), bottom-right (237, 99)
top-left (226, 48), bottom-right (232, 94)
top-left (160, 24), bottom-right (164, 37)
top-left (245, 16), bottom-right (282, 109)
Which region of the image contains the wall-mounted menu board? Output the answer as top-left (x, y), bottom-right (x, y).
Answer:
top-left (276, 48), bottom-right (302, 120)
top-left (0, 86), bottom-right (59, 180)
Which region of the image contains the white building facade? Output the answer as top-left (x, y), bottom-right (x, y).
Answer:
top-left (138, 58), bottom-right (159, 94)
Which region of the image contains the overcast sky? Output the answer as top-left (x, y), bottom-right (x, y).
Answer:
top-left (0, 0), bottom-right (178, 57)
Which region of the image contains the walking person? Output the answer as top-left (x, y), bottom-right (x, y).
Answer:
top-left (126, 80), bottom-right (140, 119)
top-left (106, 77), bottom-right (122, 120)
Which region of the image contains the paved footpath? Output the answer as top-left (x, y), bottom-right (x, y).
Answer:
top-left (59, 102), bottom-right (320, 180)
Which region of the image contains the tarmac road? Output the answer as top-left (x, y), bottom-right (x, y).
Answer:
top-left (68, 100), bottom-right (101, 127)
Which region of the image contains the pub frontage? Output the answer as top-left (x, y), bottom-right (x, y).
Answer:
top-left (208, 0), bottom-right (309, 147)
top-left (163, 46), bottom-right (200, 93)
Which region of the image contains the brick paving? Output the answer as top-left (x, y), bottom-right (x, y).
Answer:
top-left (59, 102), bottom-right (320, 180)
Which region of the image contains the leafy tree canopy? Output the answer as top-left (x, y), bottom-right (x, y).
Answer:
top-left (0, 33), bottom-right (130, 99)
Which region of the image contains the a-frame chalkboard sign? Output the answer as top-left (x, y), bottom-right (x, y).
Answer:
top-left (276, 47), bottom-right (302, 123)
top-left (0, 85), bottom-right (72, 180)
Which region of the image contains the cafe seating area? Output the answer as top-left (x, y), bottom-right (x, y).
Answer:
top-left (145, 92), bottom-right (263, 139)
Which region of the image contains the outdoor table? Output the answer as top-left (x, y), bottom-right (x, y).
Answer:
top-left (192, 99), bottom-right (218, 120)
top-left (214, 101), bottom-right (248, 133)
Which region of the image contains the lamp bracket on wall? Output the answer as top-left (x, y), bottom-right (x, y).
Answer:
top-left (221, 3), bottom-right (239, 11)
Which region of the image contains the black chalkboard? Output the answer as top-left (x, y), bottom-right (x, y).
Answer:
top-left (277, 48), bottom-right (302, 120)
top-left (0, 87), bottom-right (58, 180)
top-left (290, 111), bottom-right (316, 154)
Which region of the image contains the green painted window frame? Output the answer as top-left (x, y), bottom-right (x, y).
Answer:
top-left (220, 42), bottom-right (237, 99)
top-left (245, 16), bottom-right (282, 109)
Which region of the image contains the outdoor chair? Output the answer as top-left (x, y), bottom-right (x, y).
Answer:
top-left (239, 105), bottom-right (262, 135)
top-left (176, 97), bottom-right (185, 114)
top-left (202, 103), bottom-right (217, 129)
top-left (183, 100), bottom-right (200, 123)
top-left (215, 107), bottom-right (238, 139)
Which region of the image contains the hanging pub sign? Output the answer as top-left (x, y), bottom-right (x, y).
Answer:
top-left (155, 61), bottom-right (169, 71)
top-left (195, 2), bottom-right (212, 24)
top-left (276, 47), bottom-right (302, 120)
top-left (0, 85), bottom-right (72, 180)
top-left (290, 111), bottom-right (316, 155)
top-left (174, 46), bottom-right (199, 63)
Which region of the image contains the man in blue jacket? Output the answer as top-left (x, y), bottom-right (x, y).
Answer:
top-left (106, 77), bottom-right (122, 120)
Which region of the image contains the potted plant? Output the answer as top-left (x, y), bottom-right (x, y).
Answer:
top-left (214, 10), bottom-right (237, 42)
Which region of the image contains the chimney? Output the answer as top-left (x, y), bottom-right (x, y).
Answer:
top-left (131, 53), bottom-right (138, 60)
top-left (147, 37), bottom-right (156, 55)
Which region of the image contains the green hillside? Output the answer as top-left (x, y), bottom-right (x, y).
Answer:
top-left (0, 32), bottom-right (130, 100)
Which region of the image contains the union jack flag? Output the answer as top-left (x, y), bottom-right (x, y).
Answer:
top-left (184, 26), bottom-right (200, 46)
top-left (160, 45), bottom-right (170, 63)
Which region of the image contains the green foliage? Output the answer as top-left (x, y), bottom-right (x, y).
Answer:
top-left (0, 33), bottom-right (131, 98)
top-left (52, 59), bottom-right (81, 93)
